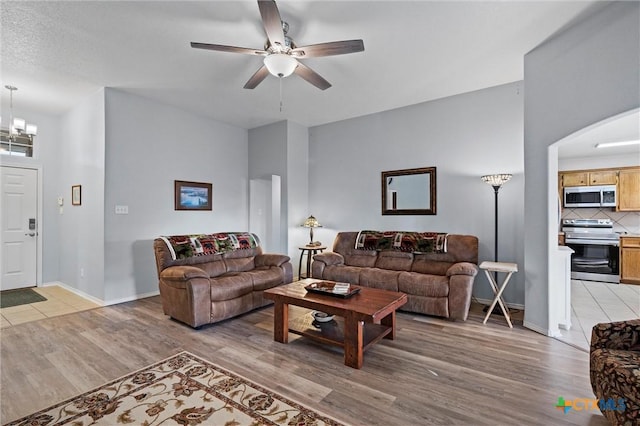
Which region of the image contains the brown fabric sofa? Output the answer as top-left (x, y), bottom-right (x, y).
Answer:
top-left (590, 320), bottom-right (640, 425)
top-left (153, 236), bottom-right (293, 328)
top-left (311, 232), bottom-right (478, 320)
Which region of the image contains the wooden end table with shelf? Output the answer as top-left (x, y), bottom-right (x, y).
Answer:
top-left (298, 246), bottom-right (326, 279)
top-left (264, 280), bottom-right (407, 369)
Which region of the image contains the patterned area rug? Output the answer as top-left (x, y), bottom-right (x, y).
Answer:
top-left (0, 288), bottom-right (46, 309)
top-left (6, 351), bottom-right (345, 426)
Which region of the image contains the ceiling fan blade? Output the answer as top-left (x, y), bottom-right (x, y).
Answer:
top-left (191, 42), bottom-right (266, 56)
top-left (258, 0), bottom-right (285, 49)
top-left (294, 62), bottom-right (331, 90)
top-left (291, 40), bottom-right (365, 58)
top-left (243, 65), bottom-right (270, 89)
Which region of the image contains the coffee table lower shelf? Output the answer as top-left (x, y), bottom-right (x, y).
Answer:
top-left (289, 315), bottom-right (392, 353)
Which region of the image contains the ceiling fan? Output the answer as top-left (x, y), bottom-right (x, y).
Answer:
top-left (191, 0), bottom-right (364, 90)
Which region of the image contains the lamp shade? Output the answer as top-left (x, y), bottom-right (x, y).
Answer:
top-left (481, 174), bottom-right (512, 188)
top-left (302, 215), bottom-right (322, 228)
top-left (264, 53), bottom-right (298, 77)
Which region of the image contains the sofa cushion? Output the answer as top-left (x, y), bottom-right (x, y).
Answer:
top-left (375, 251), bottom-right (413, 271)
top-left (322, 265), bottom-right (362, 284)
top-left (224, 255), bottom-right (256, 272)
top-left (359, 268), bottom-right (400, 291)
top-left (199, 260), bottom-right (228, 278)
top-left (210, 273), bottom-right (253, 301)
top-left (247, 267), bottom-right (286, 291)
top-left (398, 272), bottom-right (449, 298)
top-left (411, 256), bottom-right (453, 275)
top-left (344, 251), bottom-right (377, 268)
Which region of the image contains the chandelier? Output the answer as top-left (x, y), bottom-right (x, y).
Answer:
top-left (1, 85), bottom-right (37, 156)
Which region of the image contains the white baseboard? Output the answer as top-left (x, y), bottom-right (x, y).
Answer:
top-left (42, 281), bottom-right (105, 306)
top-left (103, 291), bottom-right (160, 306)
top-left (42, 281), bottom-right (160, 307)
top-left (523, 320), bottom-right (557, 337)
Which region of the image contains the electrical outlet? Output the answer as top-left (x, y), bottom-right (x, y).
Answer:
top-left (80, 268), bottom-right (85, 278)
top-left (115, 205), bottom-right (129, 215)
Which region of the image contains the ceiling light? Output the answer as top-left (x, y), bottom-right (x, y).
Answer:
top-left (595, 140), bottom-right (640, 148)
top-left (263, 53), bottom-right (298, 78)
top-left (2, 86), bottom-right (38, 137)
top-left (1, 85), bottom-right (38, 157)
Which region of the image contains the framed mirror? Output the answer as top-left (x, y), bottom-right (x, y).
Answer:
top-left (381, 167), bottom-right (437, 215)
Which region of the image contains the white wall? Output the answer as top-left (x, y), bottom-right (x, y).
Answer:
top-left (58, 89), bottom-right (106, 300)
top-left (309, 82), bottom-right (525, 305)
top-left (524, 1), bottom-right (640, 334)
top-left (103, 89), bottom-right (249, 304)
top-left (559, 153), bottom-right (639, 171)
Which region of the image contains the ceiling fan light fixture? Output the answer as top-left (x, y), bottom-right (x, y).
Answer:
top-left (264, 53), bottom-right (297, 78)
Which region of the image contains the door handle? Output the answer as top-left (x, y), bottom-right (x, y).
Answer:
top-left (25, 232), bottom-right (36, 237)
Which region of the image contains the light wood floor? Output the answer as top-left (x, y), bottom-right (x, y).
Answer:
top-left (0, 296), bottom-right (607, 425)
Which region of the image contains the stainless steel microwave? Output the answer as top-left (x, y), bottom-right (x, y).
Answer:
top-left (563, 185), bottom-right (616, 208)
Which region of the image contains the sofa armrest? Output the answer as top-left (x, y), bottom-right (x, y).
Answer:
top-left (446, 262), bottom-right (478, 277)
top-left (160, 265), bottom-right (209, 282)
top-left (591, 320), bottom-right (640, 351)
top-left (313, 252), bottom-right (344, 266)
top-left (255, 253), bottom-right (290, 267)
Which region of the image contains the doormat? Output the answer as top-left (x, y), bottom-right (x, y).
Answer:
top-left (4, 351), bottom-right (347, 426)
top-left (0, 288), bottom-right (47, 309)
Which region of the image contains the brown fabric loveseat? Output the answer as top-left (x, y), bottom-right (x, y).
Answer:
top-left (153, 233), bottom-right (293, 328)
top-left (311, 232), bottom-right (479, 321)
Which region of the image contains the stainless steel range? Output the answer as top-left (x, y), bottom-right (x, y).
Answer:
top-left (562, 218), bottom-right (620, 283)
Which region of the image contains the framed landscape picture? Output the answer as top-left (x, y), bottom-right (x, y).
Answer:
top-left (174, 180), bottom-right (213, 211)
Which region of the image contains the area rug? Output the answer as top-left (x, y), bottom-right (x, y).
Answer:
top-left (5, 351), bottom-right (345, 426)
top-left (0, 288), bottom-right (46, 309)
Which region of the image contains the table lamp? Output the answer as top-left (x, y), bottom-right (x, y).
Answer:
top-left (302, 215), bottom-right (323, 246)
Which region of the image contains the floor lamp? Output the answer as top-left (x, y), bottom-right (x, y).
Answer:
top-left (481, 173), bottom-right (512, 312)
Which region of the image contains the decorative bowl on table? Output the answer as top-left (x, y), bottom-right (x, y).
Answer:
top-left (311, 311), bottom-right (334, 323)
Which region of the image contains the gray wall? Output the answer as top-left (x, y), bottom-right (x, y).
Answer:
top-left (524, 1), bottom-right (640, 334)
top-left (58, 89), bottom-right (106, 300)
top-left (309, 82), bottom-right (525, 305)
top-left (248, 120), bottom-right (311, 277)
top-left (103, 89), bottom-right (249, 303)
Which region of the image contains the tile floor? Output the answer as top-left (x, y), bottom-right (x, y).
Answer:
top-left (0, 285), bottom-right (101, 328)
top-left (555, 280), bottom-right (640, 352)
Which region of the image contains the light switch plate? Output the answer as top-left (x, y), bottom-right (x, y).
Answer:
top-left (115, 205), bottom-right (129, 215)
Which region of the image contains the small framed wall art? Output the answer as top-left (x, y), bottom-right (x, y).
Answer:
top-left (174, 180), bottom-right (213, 211)
top-left (72, 185), bottom-right (82, 206)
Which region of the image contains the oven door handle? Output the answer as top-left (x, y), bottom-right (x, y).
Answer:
top-left (565, 238), bottom-right (619, 246)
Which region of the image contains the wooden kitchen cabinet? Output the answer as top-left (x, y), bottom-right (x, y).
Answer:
top-left (620, 236), bottom-right (640, 285)
top-left (560, 170), bottom-right (617, 187)
top-left (561, 172), bottom-right (589, 187)
top-left (618, 169), bottom-right (640, 211)
top-left (589, 170), bottom-right (618, 185)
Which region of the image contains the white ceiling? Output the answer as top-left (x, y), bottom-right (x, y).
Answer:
top-left (558, 111), bottom-right (640, 160)
top-left (0, 1), bottom-right (607, 130)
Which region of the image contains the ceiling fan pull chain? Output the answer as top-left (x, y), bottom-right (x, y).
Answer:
top-left (279, 77), bottom-right (283, 112)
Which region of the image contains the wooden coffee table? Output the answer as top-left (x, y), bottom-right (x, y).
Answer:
top-left (263, 280), bottom-right (407, 369)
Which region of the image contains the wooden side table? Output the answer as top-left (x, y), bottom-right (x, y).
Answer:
top-left (479, 261), bottom-right (518, 328)
top-left (298, 246), bottom-right (326, 279)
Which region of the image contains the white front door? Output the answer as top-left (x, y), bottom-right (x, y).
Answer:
top-left (1, 166), bottom-right (38, 290)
